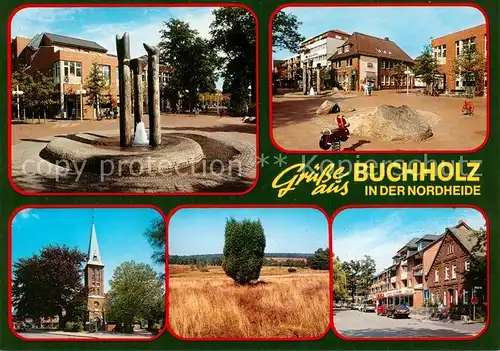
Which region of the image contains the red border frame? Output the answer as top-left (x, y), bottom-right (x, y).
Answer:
top-left (7, 204), bottom-right (169, 342)
top-left (268, 2), bottom-right (491, 154)
top-left (330, 204), bottom-right (490, 341)
top-left (165, 204), bottom-right (333, 341)
top-left (7, 3), bottom-right (260, 196)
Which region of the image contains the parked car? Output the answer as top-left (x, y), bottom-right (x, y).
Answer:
top-left (334, 302), bottom-right (343, 309)
top-left (357, 304), bottom-right (364, 311)
top-left (386, 304), bottom-right (410, 319)
top-left (376, 303), bottom-right (387, 316)
top-left (350, 303), bottom-right (359, 310)
top-left (361, 300), bottom-right (376, 312)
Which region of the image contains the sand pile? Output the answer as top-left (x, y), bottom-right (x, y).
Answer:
top-left (348, 105), bottom-right (433, 142)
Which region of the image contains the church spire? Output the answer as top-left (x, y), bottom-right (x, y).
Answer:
top-left (87, 215), bottom-right (104, 266)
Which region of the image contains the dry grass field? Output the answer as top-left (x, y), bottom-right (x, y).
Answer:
top-left (168, 265), bottom-right (330, 338)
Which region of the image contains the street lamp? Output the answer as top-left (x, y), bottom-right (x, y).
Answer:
top-left (76, 89), bottom-right (86, 120)
top-left (12, 85), bottom-right (24, 120)
top-left (404, 70), bottom-right (415, 96)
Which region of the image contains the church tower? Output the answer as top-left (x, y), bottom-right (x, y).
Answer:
top-left (84, 216), bottom-right (106, 329)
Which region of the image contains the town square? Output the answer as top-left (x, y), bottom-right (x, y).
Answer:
top-left (271, 6), bottom-right (487, 152)
top-left (10, 6), bottom-right (257, 193)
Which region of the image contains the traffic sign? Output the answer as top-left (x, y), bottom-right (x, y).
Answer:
top-left (471, 296), bottom-right (479, 305)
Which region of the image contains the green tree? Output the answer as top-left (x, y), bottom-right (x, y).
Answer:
top-left (391, 62), bottom-right (408, 92)
top-left (143, 216), bottom-right (166, 279)
top-left (342, 255), bottom-right (376, 300)
top-left (106, 261), bottom-right (165, 332)
top-left (462, 228), bottom-right (487, 303)
top-left (84, 61), bottom-right (109, 118)
top-left (272, 11), bottom-right (305, 53)
top-left (222, 218), bottom-right (266, 285)
top-left (158, 19), bottom-right (218, 112)
top-left (307, 248), bottom-right (329, 270)
top-left (210, 8), bottom-right (256, 116)
top-left (12, 245), bottom-right (88, 329)
top-left (453, 42), bottom-right (486, 97)
top-left (333, 256), bottom-right (348, 300)
top-left (413, 44), bottom-right (441, 95)
top-left (12, 68), bottom-right (58, 120)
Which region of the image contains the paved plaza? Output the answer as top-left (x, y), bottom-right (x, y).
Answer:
top-left (272, 90), bottom-right (487, 151)
top-left (334, 308), bottom-right (485, 338)
top-left (17, 330), bottom-right (154, 339)
top-left (11, 113), bottom-right (256, 193)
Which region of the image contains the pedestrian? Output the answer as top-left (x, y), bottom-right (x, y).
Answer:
top-left (71, 107), bottom-right (76, 119)
top-left (368, 82), bottom-right (373, 96)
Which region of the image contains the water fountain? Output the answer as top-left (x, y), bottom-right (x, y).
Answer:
top-left (133, 121), bottom-right (149, 146)
top-left (15, 32), bottom-right (256, 193)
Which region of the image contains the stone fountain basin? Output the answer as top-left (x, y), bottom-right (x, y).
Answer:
top-left (42, 133), bottom-right (204, 176)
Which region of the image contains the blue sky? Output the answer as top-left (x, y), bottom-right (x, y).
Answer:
top-left (333, 208), bottom-right (486, 273)
top-left (10, 7), bottom-right (225, 89)
top-left (169, 208), bottom-right (328, 255)
top-left (11, 208), bottom-right (164, 292)
top-left (275, 6), bottom-right (486, 59)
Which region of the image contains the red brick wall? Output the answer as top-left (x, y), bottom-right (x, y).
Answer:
top-left (431, 24), bottom-right (487, 94)
top-left (426, 233), bottom-right (471, 307)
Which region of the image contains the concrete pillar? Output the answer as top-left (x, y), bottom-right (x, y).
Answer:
top-left (116, 33), bottom-right (133, 147)
top-left (144, 43), bottom-right (161, 147)
top-left (130, 58), bottom-right (146, 132)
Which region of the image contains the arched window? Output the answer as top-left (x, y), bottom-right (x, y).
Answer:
top-left (97, 288), bottom-right (101, 296)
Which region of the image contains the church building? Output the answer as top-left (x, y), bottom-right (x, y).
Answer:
top-left (84, 217), bottom-right (107, 330)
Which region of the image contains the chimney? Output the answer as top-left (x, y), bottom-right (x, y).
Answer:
top-left (384, 37), bottom-right (390, 41)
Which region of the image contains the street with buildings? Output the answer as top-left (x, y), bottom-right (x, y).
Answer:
top-left (333, 208), bottom-right (487, 338)
top-left (334, 308), bottom-right (485, 338)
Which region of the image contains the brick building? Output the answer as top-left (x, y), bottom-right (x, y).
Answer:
top-left (370, 220), bottom-right (484, 309)
top-left (84, 217), bottom-right (107, 330)
top-left (12, 32), bottom-right (119, 120)
top-left (328, 32), bottom-right (414, 91)
top-left (431, 23), bottom-right (487, 95)
top-left (426, 220), bottom-right (484, 308)
top-left (11, 32), bottom-right (172, 119)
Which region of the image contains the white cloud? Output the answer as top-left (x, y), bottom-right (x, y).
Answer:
top-left (10, 8), bottom-right (82, 38)
top-left (13, 209), bottom-right (40, 227)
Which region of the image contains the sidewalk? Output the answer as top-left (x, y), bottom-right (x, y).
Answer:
top-left (34, 329), bottom-right (154, 339)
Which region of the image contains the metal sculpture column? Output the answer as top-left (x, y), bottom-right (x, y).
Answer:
top-left (144, 44), bottom-right (161, 146)
top-left (316, 65), bottom-right (321, 95)
top-left (130, 58), bottom-right (146, 132)
top-left (116, 33), bottom-right (133, 147)
top-left (302, 62), bottom-right (307, 95)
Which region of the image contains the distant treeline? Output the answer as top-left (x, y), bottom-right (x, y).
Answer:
top-left (169, 252), bottom-right (325, 269)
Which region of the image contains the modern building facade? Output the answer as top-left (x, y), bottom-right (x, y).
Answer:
top-left (283, 54), bottom-right (301, 80)
top-left (11, 32), bottom-right (173, 119)
top-left (300, 29), bottom-right (350, 70)
top-left (431, 24), bottom-right (487, 95)
top-left (369, 220), bottom-right (482, 309)
top-left (12, 32), bottom-right (119, 120)
top-left (328, 32), bottom-right (414, 91)
top-left (84, 217), bottom-right (107, 330)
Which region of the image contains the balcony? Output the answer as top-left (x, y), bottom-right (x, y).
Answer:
top-left (413, 263), bottom-right (423, 276)
top-left (390, 276), bottom-right (397, 283)
top-left (414, 283), bottom-right (423, 289)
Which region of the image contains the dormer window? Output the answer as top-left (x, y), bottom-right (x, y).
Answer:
top-left (345, 45), bottom-right (350, 53)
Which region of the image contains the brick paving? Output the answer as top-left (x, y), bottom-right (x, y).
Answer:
top-left (11, 113), bottom-right (256, 193)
